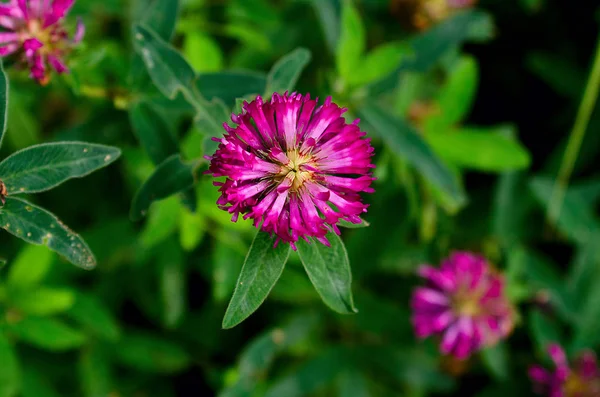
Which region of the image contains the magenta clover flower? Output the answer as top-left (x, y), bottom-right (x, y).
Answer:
top-left (206, 92), bottom-right (375, 249)
top-left (411, 251), bottom-right (515, 359)
top-left (530, 344), bottom-right (600, 397)
top-left (0, 0), bottom-right (84, 84)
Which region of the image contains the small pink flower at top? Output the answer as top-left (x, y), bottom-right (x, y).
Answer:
top-left (411, 251), bottom-right (515, 359)
top-left (0, 0), bottom-right (84, 84)
top-left (529, 343), bottom-right (600, 397)
top-left (206, 92), bottom-right (375, 249)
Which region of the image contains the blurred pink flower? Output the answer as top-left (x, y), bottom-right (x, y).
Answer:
top-left (0, 0), bottom-right (84, 84)
top-left (206, 92), bottom-right (375, 249)
top-left (446, 0), bottom-right (476, 9)
top-left (529, 343), bottom-right (600, 397)
top-left (411, 251), bottom-right (514, 359)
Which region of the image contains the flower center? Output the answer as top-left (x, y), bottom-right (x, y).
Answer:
top-left (451, 289), bottom-right (481, 317)
top-left (278, 150), bottom-right (315, 192)
top-left (563, 373), bottom-right (600, 397)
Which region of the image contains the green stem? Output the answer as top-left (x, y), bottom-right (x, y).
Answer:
top-left (548, 34), bottom-right (600, 223)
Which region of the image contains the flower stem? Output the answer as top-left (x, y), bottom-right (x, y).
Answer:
top-left (548, 34), bottom-right (600, 223)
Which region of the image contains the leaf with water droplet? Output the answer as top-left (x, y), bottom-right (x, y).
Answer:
top-left (0, 197), bottom-right (96, 269)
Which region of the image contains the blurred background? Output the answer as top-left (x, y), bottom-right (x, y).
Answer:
top-left (0, 0), bottom-right (599, 396)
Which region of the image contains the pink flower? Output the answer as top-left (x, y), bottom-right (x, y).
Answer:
top-left (206, 92), bottom-right (375, 249)
top-left (411, 251), bottom-right (514, 359)
top-left (529, 343), bottom-right (600, 397)
top-left (446, 0), bottom-right (476, 8)
top-left (0, 0), bottom-right (84, 84)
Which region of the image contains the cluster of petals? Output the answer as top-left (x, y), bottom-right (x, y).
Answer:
top-left (0, 0), bottom-right (84, 83)
top-left (206, 92), bottom-right (375, 249)
top-left (530, 344), bottom-right (600, 397)
top-left (411, 251), bottom-right (514, 359)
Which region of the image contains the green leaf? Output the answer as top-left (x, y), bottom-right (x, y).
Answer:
top-left (221, 314), bottom-right (318, 396)
top-left (265, 48), bottom-right (311, 96)
top-left (338, 218), bottom-right (370, 228)
top-left (493, 172), bottom-right (536, 249)
top-left (426, 127), bottom-right (531, 171)
top-left (7, 245), bottom-right (54, 290)
top-left (140, 0), bottom-right (179, 41)
top-left (183, 32), bottom-right (224, 73)
top-left (132, 24), bottom-right (196, 100)
top-left (336, 0), bottom-right (365, 84)
top-left (296, 232), bottom-right (357, 314)
top-left (0, 142), bottom-right (121, 194)
top-left (0, 60), bottom-right (8, 150)
top-left (264, 348), bottom-right (347, 397)
top-left (158, 240), bottom-right (186, 329)
top-left (9, 287), bottom-right (75, 316)
top-left (516, 248), bottom-right (575, 321)
top-left (305, 0), bottom-right (339, 53)
top-left (336, 370), bottom-right (370, 397)
top-left (129, 101), bottom-right (178, 165)
top-left (79, 344), bottom-right (113, 397)
top-left (197, 71), bottom-right (266, 107)
top-left (530, 177), bottom-right (600, 244)
top-left (130, 154), bottom-right (199, 221)
top-left (212, 240), bottom-right (244, 303)
top-left (67, 293), bottom-right (121, 341)
top-left (9, 317), bottom-right (86, 351)
top-left (358, 104), bottom-right (464, 203)
top-left (140, 196), bottom-right (182, 248)
top-left (195, 98), bottom-right (231, 154)
top-left (428, 55), bottom-right (479, 130)
top-left (350, 42), bottom-right (413, 86)
top-left (222, 232), bottom-right (291, 329)
top-left (366, 10), bottom-right (493, 95)
top-left (114, 333), bottom-right (191, 373)
top-left (20, 369), bottom-right (60, 397)
top-left (0, 197), bottom-right (96, 269)
top-left (529, 309), bottom-right (562, 353)
top-left (480, 343), bottom-right (509, 381)
top-left (0, 332), bottom-right (19, 397)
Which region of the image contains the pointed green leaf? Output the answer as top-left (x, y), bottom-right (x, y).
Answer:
top-left (9, 317), bottom-right (86, 351)
top-left (193, 97), bottom-right (230, 151)
top-left (480, 343), bottom-right (509, 381)
top-left (426, 127), bottom-right (531, 171)
top-left (197, 71), bottom-right (266, 106)
top-left (296, 232), bottom-right (357, 314)
top-left (0, 60), bottom-right (8, 150)
top-left (184, 32), bottom-right (224, 73)
top-left (265, 48), bottom-right (311, 96)
top-left (427, 55), bottom-right (479, 130)
top-left (130, 155), bottom-right (199, 221)
top-left (158, 240), bottom-right (186, 328)
top-left (9, 287), bottom-right (75, 316)
top-left (0, 332), bottom-right (20, 397)
top-left (264, 348), bottom-right (347, 397)
top-left (0, 197), bottom-right (96, 269)
top-left (79, 344), bottom-right (114, 397)
top-left (7, 245), bottom-right (54, 290)
top-left (140, 0), bottom-right (179, 41)
top-left (359, 104), bottom-right (464, 203)
top-left (222, 231), bottom-right (291, 329)
top-left (132, 24), bottom-right (196, 100)
top-left (0, 142), bottom-right (121, 194)
top-left (530, 177), bottom-right (600, 244)
top-left (114, 333), bottom-right (191, 373)
top-left (336, 0), bottom-right (365, 83)
top-left (338, 218), bottom-right (370, 229)
top-left (129, 101), bottom-right (178, 165)
top-left (366, 10), bottom-right (493, 95)
top-left (67, 293), bottom-right (121, 341)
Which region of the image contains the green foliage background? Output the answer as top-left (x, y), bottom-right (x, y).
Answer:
top-left (0, 0), bottom-right (599, 395)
